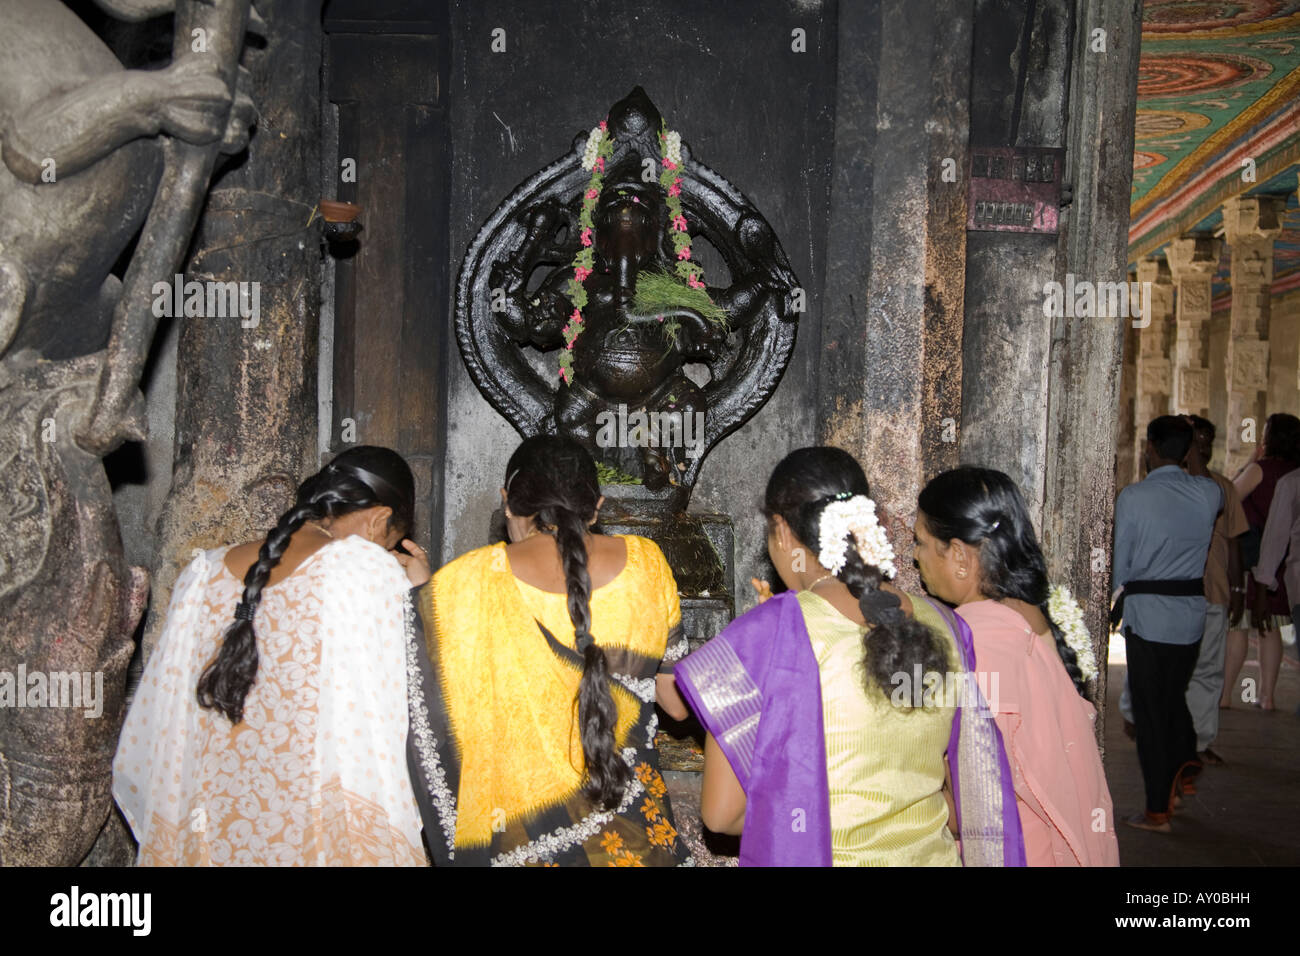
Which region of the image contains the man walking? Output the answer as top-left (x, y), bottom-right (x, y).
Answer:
top-left (1114, 416), bottom-right (1221, 832)
top-left (1182, 416), bottom-right (1248, 766)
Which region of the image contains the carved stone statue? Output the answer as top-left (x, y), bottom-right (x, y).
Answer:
top-left (457, 87), bottom-right (800, 510)
top-left (0, 0), bottom-right (254, 864)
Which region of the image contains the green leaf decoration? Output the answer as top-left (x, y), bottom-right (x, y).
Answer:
top-left (633, 269), bottom-right (726, 326)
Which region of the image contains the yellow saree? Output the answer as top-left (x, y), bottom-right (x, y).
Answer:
top-left (405, 535), bottom-right (692, 866)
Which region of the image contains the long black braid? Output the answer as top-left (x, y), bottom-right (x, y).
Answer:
top-left (765, 447), bottom-right (952, 705)
top-left (919, 466), bottom-right (1089, 698)
top-left (196, 446), bottom-right (415, 723)
top-left (505, 435), bottom-right (630, 809)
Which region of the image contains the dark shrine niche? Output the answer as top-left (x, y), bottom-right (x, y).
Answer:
top-left (456, 87), bottom-right (802, 513)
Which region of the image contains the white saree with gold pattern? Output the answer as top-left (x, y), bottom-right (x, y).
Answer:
top-left (112, 537), bottom-right (426, 866)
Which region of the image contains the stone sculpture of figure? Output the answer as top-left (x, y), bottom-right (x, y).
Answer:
top-left (458, 87), bottom-right (800, 508)
top-left (0, 0), bottom-right (254, 864)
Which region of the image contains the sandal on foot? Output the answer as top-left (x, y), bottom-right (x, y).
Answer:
top-left (1125, 811), bottom-right (1172, 833)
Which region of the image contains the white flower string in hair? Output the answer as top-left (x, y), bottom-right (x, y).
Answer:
top-left (817, 493), bottom-right (897, 578)
top-left (1048, 583), bottom-right (1097, 682)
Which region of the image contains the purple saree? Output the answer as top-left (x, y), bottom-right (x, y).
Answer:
top-left (675, 590), bottom-right (1025, 867)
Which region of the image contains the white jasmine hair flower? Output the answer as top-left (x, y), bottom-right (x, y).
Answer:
top-left (817, 494), bottom-right (896, 578)
top-left (1048, 584), bottom-right (1097, 682)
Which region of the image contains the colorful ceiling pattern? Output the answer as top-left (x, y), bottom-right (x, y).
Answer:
top-left (1129, 0), bottom-right (1300, 287)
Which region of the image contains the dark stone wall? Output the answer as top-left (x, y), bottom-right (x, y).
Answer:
top-left (442, 0), bottom-right (839, 603)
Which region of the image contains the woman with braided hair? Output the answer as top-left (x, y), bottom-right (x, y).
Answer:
top-left (404, 435), bottom-right (690, 866)
top-left (113, 446), bottom-right (432, 865)
top-left (675, 446), bottom-right (1023, 866)
top-left (914, 466), bottom-right (1118, 866)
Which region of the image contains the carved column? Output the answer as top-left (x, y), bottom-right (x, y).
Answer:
top-left (1165, 235), bottom-right (1220, 421)
top-left (1266, 173), bottom-right (1300, 419)
top-left (1132, 256), bottom-right (1174, 465)
top-left (1221, 195), bottom-right (1285, 473)
top-left (1116, 273), bottom-right (1138, 488)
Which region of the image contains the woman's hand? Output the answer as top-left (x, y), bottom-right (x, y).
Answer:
top-left (751, 577), bottom-right (773, 603)
top-left (392, 539), bottom-right (431, 587)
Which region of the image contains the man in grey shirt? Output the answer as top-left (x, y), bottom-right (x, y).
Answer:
top-left (1114, 416), bottom-right (1221, 832)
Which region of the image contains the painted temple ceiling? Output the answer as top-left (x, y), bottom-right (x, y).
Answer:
top-left (1128, 0), bottom-right (1300, 298)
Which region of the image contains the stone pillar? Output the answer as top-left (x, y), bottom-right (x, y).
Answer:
top-left (1132, 256), bottom-right (1174, 465)
top-left (144, 0), bottom-right (325, 660)
top-left (819, 0), bottom-right (970, 592)
top-left (1116, 275), bottom-right (1138, 489)
top-left (1165, 235), bottom-right (1220, 420)
top-left (1266, 174), bottom-right (1300, 419)
top-left (1042, 0), bottom-right (1143, 733)
top-left (1221, 195), bottom-right (1285, 474)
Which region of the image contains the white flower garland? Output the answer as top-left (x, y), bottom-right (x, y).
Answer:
top-left (663, 129), bottom-right (682, 165)
top-left (1048, 584), bottom-right (1097, 682)
top-left (817, 495), bottom-right (896, 578)
top-left (581, 125), bottom-right (605, 171)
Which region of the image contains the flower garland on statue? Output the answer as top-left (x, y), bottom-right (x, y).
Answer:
top-left (816, 493), bottom-right (898, 578)
top-left (557, 119), bottom-right (712, 386)
top-left (1047, 583), bottom-right (1097, 682)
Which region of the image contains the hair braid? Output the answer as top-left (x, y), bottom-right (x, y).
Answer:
top-left (196, 500), bottom-right (326, 723)
top-left (505, 435), bottom-right (629, 809)
top-left (549, 505), bottom-right (629, 809)
top-left (835, 538), bottom-right (951, 705)
top-left (1040, 603), bottom-right (1087, 695)
top-left (195, 446), bottom-right (415, 724)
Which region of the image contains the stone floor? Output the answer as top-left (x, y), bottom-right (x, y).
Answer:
top-left (1107, 632), bottom-right (1300, 866)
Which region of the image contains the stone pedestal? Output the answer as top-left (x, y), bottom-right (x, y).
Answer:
top-left (597, 491), bottom-right (734, 774)
top-left (1165, 236), bottom-right (1220, 423)
top-left (1221, 196), bottom-right (1285, 474)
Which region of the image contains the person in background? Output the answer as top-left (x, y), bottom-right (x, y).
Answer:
top-left (114, 446), bottom-right (431, 865)
top-left (915, 466), bottom-right (1118, 866)
top-left (1181, 416), bottom-right (1247, 764)
top-left (1113, 416), bottom-right (1221, 832)
top-left (1120, 416), bottom-right (1246, 765)
top-left (1223, 413), bottom-right (1300, 711)
top-left (1252, 463), bottom-right (1300, 700)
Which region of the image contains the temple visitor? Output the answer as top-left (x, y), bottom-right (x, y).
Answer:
top-left (404, 436), bottom-right (691, 866)
top-left (1113, 416), bottom-right (1220, 833)
top-left (914, 467), bottom-right (1119, 866)
top-left (1119, 415), bottom-right (1246, 766)
top-left (1223, 413), bottom-right (1300, 712)
top-left (1175, 416), bottom-right (1246, 765)
top-left (112, 447), bottom-right (431, 865)
top-left (675, 447), bottom-right (1022, 866)
top-left (1253, 458), bottom-right (1300, 685)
